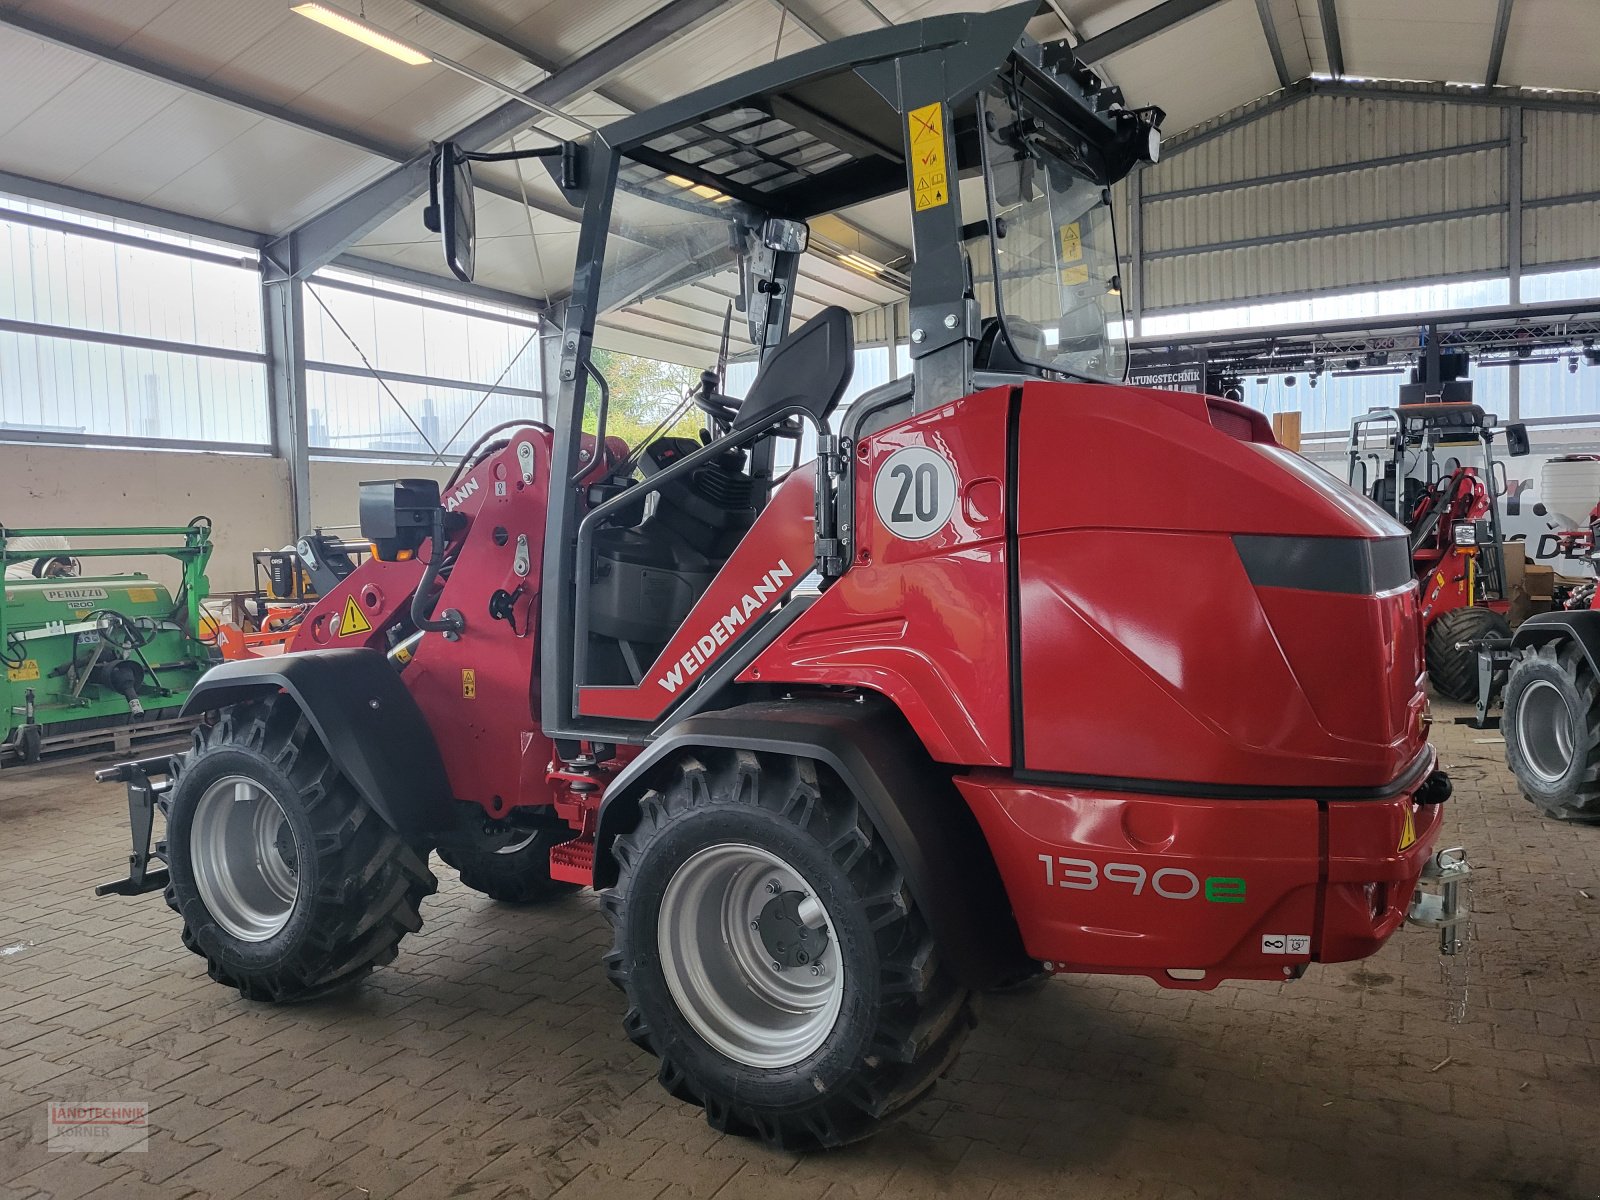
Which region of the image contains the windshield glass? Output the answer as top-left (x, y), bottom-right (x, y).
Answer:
top-left (595, 155), bottom-right (761, 367)
top-left (979, 86), bottom-right (1126, 383)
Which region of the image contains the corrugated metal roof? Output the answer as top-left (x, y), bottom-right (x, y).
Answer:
top-left (1524, 110), bottom-right (1600, 202)
top-left (1526, 202), bottom-right (1600, 270)
top-left (0, 0), bottom-right (1596, 360)
top-left (1147, 213), bottom-right (1505, 308)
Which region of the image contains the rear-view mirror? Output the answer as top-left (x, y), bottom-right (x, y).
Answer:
top-left (762, 218), bottom-right (809, 253)
top-left (1505, 421), bottom-right (1531, 457)
top-left (426, 143), bottom-right (476, 283)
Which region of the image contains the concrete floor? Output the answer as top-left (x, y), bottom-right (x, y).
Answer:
top-left (0, 699), bottom-right (1596, 1200)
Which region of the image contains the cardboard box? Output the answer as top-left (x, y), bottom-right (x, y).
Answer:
top-left (1523, 563), bottom-right (1555, 600)
top-left (1270, 411), bottom-right (1301, 452)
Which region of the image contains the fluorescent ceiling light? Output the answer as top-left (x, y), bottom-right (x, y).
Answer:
top-left (837, 252), bottom-right (884, 277)
top-left (664, 174), bottom-right (733, 203)
top-left (292, 3), bottom-right (432, 65)
top-left (294, 0), bottom-right (596, 132)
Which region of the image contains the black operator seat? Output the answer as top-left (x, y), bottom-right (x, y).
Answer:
top-left (730, 304), bottom-right (855, 433)
top-left (586, 305), bottom-right (855, 657)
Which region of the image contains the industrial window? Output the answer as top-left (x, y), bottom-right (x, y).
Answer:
top-left (1241, 368), bottom-right (1511, 442)
top-left (1522, 266), bottom-right (1600, 305)
top-left (0, 197), bottom-right (267, 448)
top-left (1140, 277), bottom-right (1512, 339)
top-left (304, 267), bottom-right (542, 461)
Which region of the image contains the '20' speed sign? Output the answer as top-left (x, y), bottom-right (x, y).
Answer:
top-left (873, 445), bottom-right (956, 541)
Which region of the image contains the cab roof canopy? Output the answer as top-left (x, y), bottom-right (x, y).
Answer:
top-left (591, 3), bottom-right (1135, 221)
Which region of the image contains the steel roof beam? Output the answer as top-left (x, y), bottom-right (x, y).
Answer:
top-left (1317, 0), bottom-right (1345, 78)
top-left (399, 0), bottom-right (562, 74)
top-left (1485, 0), bottom-right (1514, 87)
top-left (274, 0), bottom-right (736, 280)
top-left (1307, 78), bottom-right (1600, 114)
top-left (1253, 0), bottom-right (1292, 90)
top-left (0, 8), bottom-right (409, 163)
top-left (1067, 0), bottom-right (1230, 65)
top-left (0, 167), bottom-right (266, 248)
top-left (1166, 77), bottom-right (1600, 158)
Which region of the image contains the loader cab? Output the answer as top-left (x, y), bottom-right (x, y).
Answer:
top-left (1348, 402), bottom-right (1529, 603)
top-left (429, 3), bottom-right (1160, 746)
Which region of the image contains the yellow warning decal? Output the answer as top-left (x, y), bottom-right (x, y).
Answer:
top-left (909, 102), bottom-right (949, 211)
top-left (7, 659), bottom-right (39, 682)
top-left (125, 587), bottom-right (158, 604)
top-left (462, 668), bottom-right (476, 699)
top-left (1059, 221), bottom-right (1089, 285)
top-left (1398, 805), bottom-right (1417, 851)
top-left (338, 594), bottom-right (373, 638)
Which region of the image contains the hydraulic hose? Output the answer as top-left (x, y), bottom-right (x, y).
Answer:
top-left (446, 419), bottom-right (553, 489)
top-left (409, 509), bottom-right (465, 637)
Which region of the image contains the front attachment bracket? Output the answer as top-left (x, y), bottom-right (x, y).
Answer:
top-left (93, 754), bottom-right (179, 897)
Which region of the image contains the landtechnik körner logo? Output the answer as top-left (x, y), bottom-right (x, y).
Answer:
top-left (47, 1101), bottom-right (148, 1153)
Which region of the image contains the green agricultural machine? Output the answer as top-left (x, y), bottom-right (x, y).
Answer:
top-left (1, 522), bottom-right (218, 765)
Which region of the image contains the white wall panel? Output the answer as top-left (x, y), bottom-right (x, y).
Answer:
top-left (1525, 201), bottom-right (1600, 271)
top-left (1523, 111), bottom-right (1600, 202)
top-left (1146, 213), bottom-right (1504, 309)
top-left (0, 443), bottom-right (288, 592)
top-left (1138, 93), bottom-right (1525, 310)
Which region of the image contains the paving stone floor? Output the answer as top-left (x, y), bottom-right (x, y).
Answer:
top-left (0, 700), bottom-right (1596, 1199)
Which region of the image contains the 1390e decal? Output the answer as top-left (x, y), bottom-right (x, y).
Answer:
top-left (1038, 855), bottom-right (1246, 903)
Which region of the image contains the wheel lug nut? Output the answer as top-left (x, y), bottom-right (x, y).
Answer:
top-left (770, 961), bottom-right (782, 972)
top-left (766, 880), bottom-right (781, 895)
top-left (810, 965), bottom-right (821, 977)
top-left (750, 920), bottom-right (760, 931)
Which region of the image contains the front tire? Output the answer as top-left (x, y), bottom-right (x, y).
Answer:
top-left (601, 750), bottom-right (974, 1151)
top-left (165, 698), bottom-right (437, 1002)
top-left (1504, 641), bottom-right (1600, 819)
top-left (1426, 605), bottom-right (1512, 702)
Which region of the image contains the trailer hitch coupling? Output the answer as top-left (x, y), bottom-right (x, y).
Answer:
top-left (1406, 846), bottom-right (1471, 955)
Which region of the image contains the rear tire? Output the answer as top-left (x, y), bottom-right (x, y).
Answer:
top-left (1503, 641), bottom-right (1600, 819)
top-left (1427, 606), bottom-right (1511, 702)
top-left (164, 698), bottom-right (437, 1003)
top-left (601, 750), bottom-right (975, 1151)
top-left (438, 826), bottom-right (579, 904)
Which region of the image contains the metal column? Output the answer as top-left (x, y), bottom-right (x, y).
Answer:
top-left (1127, 167), bottom-right (1145, 330)
top-left (1507, 105), bottom-right (1523, 419)
top-left (262, 271), bottom-right (311, 534)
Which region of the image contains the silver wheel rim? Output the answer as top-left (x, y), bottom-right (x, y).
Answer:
top-left (657, 843), bottom-right (844, 1069)
top-left (1519, 678), bottom-right (1576, 783)
top-left (190, 775), bottom-right (300, 942)
top-left (496, 830), bottom-right (540, 855)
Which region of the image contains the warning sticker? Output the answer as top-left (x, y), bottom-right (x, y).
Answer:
top-left (125, 587), bottom-right (158, 604)
top-left (1059, 222), bottom-right (1089, 285)
top-left (337, 594), bottom-right (372, 638)
top-left (7, 659), bottom-right (39, 682)
top-left (1398, 805), bottom-right (1417, 851)
top-left (1261, 934), bottom-right (1311, 955)
top-left (908, 102), bottom-right (948, 211)
top-left (461, 669), bottom-right (476, 699)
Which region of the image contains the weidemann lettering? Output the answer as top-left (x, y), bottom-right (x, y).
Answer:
top-left (657, 559), bottom-right (794, 694)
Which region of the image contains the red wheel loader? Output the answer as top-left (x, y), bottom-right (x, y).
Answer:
top-left (97, 4), bottom-right (1468, 1150)
top-left (1349, 401), bottom-right (1530, 700)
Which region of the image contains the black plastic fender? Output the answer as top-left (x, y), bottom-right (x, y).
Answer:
top-left (595, 696), bottom-right (1031, 990)
top-left (180, 648), bottom-right (450, 841)
top-left (1510, 610), bottom-right (1600, 671)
